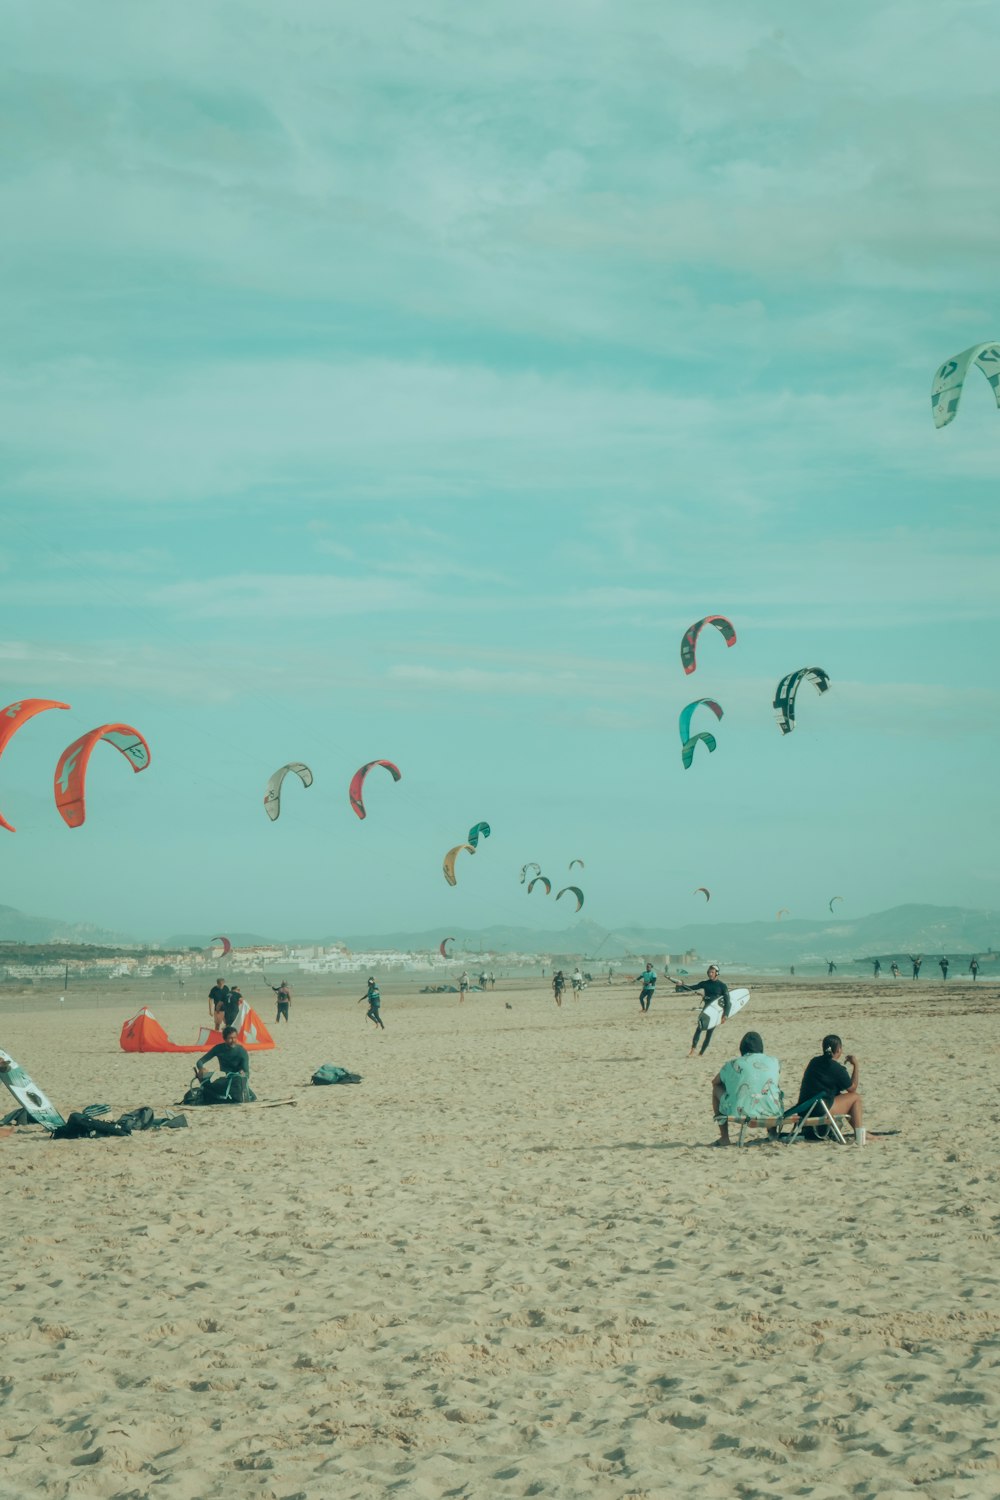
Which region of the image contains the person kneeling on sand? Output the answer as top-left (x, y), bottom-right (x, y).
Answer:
top-left (792, 1034), bottom-right (863, 1140)
top-left (711, 1031), bottom-right (782, 1146)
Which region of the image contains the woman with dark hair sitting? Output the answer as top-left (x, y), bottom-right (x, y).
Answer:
top-left (795, 1034), bottom-right (863, 1140)
top-left (710, 1030), bottom-right (782, 1147)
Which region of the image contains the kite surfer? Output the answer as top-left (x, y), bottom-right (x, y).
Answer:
top-left (827, 961), bottom-right (837, 975)
top-left (677, 966), bottom-right (732, 1056)
top-left (359, 977), bottom-right (385, 1030)
top-left (271, 980), bottom-right (291, 1022)
top-left (909, 955), bottom-right (922, 980)
top-left (636, 962), bottom-right (657, 1013)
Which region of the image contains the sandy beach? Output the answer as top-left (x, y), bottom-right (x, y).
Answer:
top-left (2, 974), bottom-right (999, 1498)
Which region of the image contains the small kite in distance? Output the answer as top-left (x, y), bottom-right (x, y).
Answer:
top-left (932, 343), bottom-right (1000, 427)
top-left (527, 875), bottom-right (551, 896)
top-left (678, 699), bottom-right (723, 746)
top-left (439, 937), bottom-right (455, 958)
top-left (694, 887), bottom-right (710, 901)
top-left (556, 885), bottom-right (584, 912)
top-left (682, 732), bottom-right (717, 770)
top-left (773, 667), bottom-right (830, 736)
top-left (468, 821), bottom-right (491, 849)
top-left (263, 762), bottom-right (313, 822)
top-left (569, 858), bottom-right (585, 871)
top-left (54, 723), bottom-right (151, 829)
top-left (520, 862), bottom-right (541, 885)
top-left (443, 844), bottom-right (474, 886)
top-left (212, 936), bottom-right (233, 956)
top-left (349, 759), bottom-right (401, 819)
top-left (0, 698), bottom-right (70, 832)
top-left (776, 908), bottom-right (790, 920)
top-left (681, 616), bottom-right (737, 676)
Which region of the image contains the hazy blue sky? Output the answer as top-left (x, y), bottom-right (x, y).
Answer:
top-left (4, 1), bottom-right (999, 940)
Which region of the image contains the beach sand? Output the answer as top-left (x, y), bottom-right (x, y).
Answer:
top-left (2, 974), bottom-right (999, 1498)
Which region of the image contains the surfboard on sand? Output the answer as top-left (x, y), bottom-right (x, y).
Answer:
top-left (698, 986), bottom-right (750, 1030)
top-left (0, 1048), bottom-right (66, 1129)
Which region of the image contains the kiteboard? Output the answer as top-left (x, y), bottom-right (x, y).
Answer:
top-left (0, 1048), bottom-right (66, 1129)
top-left (697, 986), bottom-right (750, 1030)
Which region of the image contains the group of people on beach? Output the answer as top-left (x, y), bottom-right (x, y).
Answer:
top-left (208, 976), bottom-right (292, 1029)
top-left (870, 956), bottom-right (981, 979)
top-left (710, 1030), bottom-right (863, 1148)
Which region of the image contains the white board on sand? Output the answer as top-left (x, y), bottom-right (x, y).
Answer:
top-left (698, 986), bottom-right (750, 1030)
top-left (0, 1048), bottom-right (66, 1129)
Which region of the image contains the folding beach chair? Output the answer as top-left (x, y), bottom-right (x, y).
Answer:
top-left (779, 1093), bottom-right (850, 1145)
top-left (713, 1110), bottom-right (784, 1147)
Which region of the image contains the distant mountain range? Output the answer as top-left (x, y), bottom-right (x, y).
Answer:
top-left (2, 903), bottom-right (997, 966)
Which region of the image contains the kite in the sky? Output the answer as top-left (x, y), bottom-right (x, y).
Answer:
top-left (54, 723), bottom-right (151, 829)
top-left (828, 896), bottom-right (843, 913)
top-left (569, 858), bottom-right (585, 871)
top-left (443, 843), bottom-right (474, 886)
top-left (520, 862), bottom-right (541, 885)
top-left (527, 875), bottom-right (551, 896)
top-left (263, 762), bottom-right (313, 822)
top-left (349, 759), bottom-right (401, 819)
top-left (556, 885), bottom-right (584, 912)
top-left (212, 936), bottom-right (233, 956)
top-left (931, 343), bottom-right (1000, 427)
top-left (439, 937), bottom-right (455, 958)
top-left (694, 887), bottom-right (710, 901)
top-left (678, 698), bottom-right (723, 746)
top-left (468, 821), bottom-right (491, 849)
top-left (776, 908), bottom-right (790, 920)
top-left (681, 616), bottom-right (737, 676)
top-left (773, 667), bottom-right (830, 735)
top-left (0, 698), bottom-right (70, 832)
top-left (681, 732), bottom-right (717, 770)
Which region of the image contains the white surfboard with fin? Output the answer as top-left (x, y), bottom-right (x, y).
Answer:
top-left (0, 1048), bottom-right (66, 1129)
top-left (698, 986), bottom-right (750, 1030)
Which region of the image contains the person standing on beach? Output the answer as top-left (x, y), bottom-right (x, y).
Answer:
top-left (459, 971), bottom-right (470, 1002)
top-left (488, 971), bottom-right (496, 990)
top-left (359, 977), bottom-right (385, 1029)
top-left (209, 978), bottom-right (228, 1029)
top-left (939, 957), bottom-right (949, 981)
top-left (891, 961), bottom-right (900, 979)
top-left (552, 970), bottom-right (565, 1007)
top-left (970, 957), bottom-right (980, 980)
top-left (827, 961), bottom-right (837, 975)
top-left (872, 958), bottom-right (882, 978)
top-left (571, 966), bottom-right (585, 998)
top-left (909, 955), bottom-right (922, 980)
top-left (224, 983), bottom-right (243, 1027)
top-left (271, 979), bottom-right (292, 1022)
top-left (677, 966), bottom-right (732, 1056)
top-left (636, 962), bottom-right (657, 1013)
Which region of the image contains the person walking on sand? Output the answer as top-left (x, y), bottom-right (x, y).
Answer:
top-left (891, 961), bottom-right (900, 980)
top-left (552, 970), bottom-right (565, 1007)
top-left (909, 955), bottom-right (922, 980)
top-left (872, 958), bottom-right (881, 978)
top-left (489, 971), bottom-right (496, 990)
top-left (209, 978), bottom-right (229, 1030)
top-left (677, 965), bottom-right (732, 1056)
top-left (571, 966), bottom-right (585, 998)
top-left (636, 962), bottom-right (657, 1013)
top-left (939, 957), bottom-right (949, 981)
top-left (271, 979), bottom-right (292, 1022)
top-left (359, 977), bottom-right (385, 1030)
top-left (970, 956), bottom-right (980, 980)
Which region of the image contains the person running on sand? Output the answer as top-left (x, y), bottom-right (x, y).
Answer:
top-left (359, 977), bottom-right (385, 1030)
top-left (271, 979), bottom-right (291, 1022)
top-left (792, 1034), bottom-right (863, 1140)
top-left (636, 962), bottom-right (657, 1013)
top-left (552, 970), bottom-right (565, 1007)
top-left (677, 966), bottom-right (732, 1056)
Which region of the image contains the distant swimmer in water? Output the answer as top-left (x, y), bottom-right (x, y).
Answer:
top-left (677, 966), bottom-right (731, 1056)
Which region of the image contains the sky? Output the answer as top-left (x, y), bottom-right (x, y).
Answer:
top-left (4, 0), bottom-right (1000, 941)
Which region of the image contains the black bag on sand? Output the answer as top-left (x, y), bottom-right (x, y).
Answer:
top-left (117, 1106), bottom-right (155, 1132)
top-left (50, 1112), bottom-right (132, 1141)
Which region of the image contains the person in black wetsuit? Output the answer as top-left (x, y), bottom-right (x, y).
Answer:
top-left (939, 957), bottom-right (949, 980)
top-left (208, 979), bottom-right (229, 1030)
top-left (194, 1026), bottom-right (253, 1102)
top-left (271, 980), bottom-right (291, 1022)
top-left (676, 965), bottom-right (732, 1056)
top-left (359, 977), bottom-right (385, 1029)
top-left (223, 984), bottom-right (243, 1027)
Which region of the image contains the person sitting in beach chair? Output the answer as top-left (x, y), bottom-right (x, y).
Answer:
top-left (784, 1034), bottom-right (862, 1143)
top-left (711, 1030), bottom-right (782, 1147)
